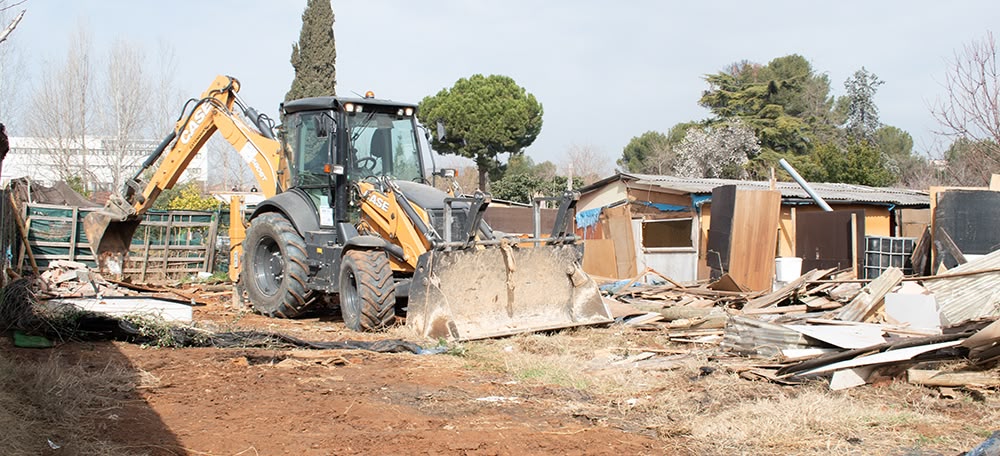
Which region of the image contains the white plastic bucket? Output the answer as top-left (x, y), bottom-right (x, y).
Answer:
top-left (774, 257), bottom-right (803, 283)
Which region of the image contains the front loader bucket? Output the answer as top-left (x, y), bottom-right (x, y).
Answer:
top-left (83, 209), bottom-right (141, 269)
top-left (407, 244), bottom-right (613, 341)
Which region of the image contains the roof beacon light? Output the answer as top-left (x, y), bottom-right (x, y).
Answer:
top-left (364, 91), bottom-right (375, 98)
top-left (404, 107), bottom-right (414, 116)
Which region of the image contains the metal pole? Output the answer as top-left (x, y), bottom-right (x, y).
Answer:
top-left (778, 158), bottom-right (833, 212)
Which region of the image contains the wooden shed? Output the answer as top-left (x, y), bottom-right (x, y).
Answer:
top-left (575, 173), bottom-right (930, 289)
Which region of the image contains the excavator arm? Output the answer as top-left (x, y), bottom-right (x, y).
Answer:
top-left (85, 75), bottom-right (288, 270)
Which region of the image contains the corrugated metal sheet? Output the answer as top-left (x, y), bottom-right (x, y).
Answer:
top-left (621, 173), bottom-right (929, 207)
top-left (923, 249), bottom-right (1000, 325)
top-left (721, 315), bottom-right (818, 357)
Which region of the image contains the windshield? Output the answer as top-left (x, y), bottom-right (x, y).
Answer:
top-left (346, 111), bottom-right (422, 181)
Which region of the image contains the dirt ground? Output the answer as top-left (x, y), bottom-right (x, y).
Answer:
top-left (6, 298), bottom-right (666, 456)
top-left (6, 294), bottom-right (998, 455)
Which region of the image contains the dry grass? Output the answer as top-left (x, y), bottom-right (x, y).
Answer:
top-left (448, 325), bottom-right (1000, 455)
top-left (0, 351), bottom-right (152, 455)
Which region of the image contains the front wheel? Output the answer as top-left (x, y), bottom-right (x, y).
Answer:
top-left (240, 212), bottom-right (313, 318)
top-left (339, 250), bottom-right (396, 331)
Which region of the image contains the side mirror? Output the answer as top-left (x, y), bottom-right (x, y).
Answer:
top-left (434, 168), bottom-right (457, 178)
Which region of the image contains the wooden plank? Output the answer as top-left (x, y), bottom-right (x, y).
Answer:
top-left (934, 227), bottom-right (967, 266)
top-left (743, 268), bottom-right (834, 309)
top-left (742, 305), bottom-right (807, 315)
top-left (604, 205), bottom-right (637, 278)
top-left (204, 213), bottom-right (219, 273)
top-left (722, 189), bottom-right (781, 291)
top-left (12, 196), bottom-right (38, 275)
top-left (907, 368), bottom-right (1000, 387)
top-left (850, 213), bottom-right (858, 278)
top-left (837, 267), bottom-right (904, 322)
top-left (910, 225), bottom-right (932, 276)
top-left (68, 206), bottom-right (78, 262)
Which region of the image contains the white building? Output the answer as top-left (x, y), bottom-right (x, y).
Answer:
top-left (3, 136), bottom-right (207, 191)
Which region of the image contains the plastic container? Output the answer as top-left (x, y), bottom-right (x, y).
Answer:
top-left (774, 257), bottom-right (803, 282)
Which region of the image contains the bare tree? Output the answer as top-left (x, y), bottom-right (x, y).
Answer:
top-left (150, 39), bottom-right (184, 136)
top-left (96, 39), bottom-right (152, 191)
top-left (27, 24), bottom-right (100, 185)
top-left (560, 144), bottom-right (610, 185)
top-left (931, 31), bottom-right (1000, 185)
top-left (644, 141), bottom-right (678, 175)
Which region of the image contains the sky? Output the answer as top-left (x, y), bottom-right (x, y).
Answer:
top-left (3, 0), bottom-right (998, 173)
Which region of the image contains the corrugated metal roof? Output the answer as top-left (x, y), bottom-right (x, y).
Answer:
top-left (923, 249), bottom-right (1000, 325)
top-left (607, 173), bottom-right (929, 207)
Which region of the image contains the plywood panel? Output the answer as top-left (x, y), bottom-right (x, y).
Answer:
top-left (778, 206), bottom-right (795, 257)
top-left (796, 210), bottom-right (866, 274)
top-left (899, 208), bottom-right (930, 238)
top-left (728, 189), bottom-right (781, 291)
top-left (582, 239), bottom-right (618, 279)
top-left (604, 205), bottom-right (637, 278)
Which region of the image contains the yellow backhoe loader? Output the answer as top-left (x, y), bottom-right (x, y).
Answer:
top-left (85, 75), bottom-right (612, 340)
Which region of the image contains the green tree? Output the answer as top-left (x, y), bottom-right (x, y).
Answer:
top-left (490, 155), bottom-right (580, 203)
top-left (154, 182), bottom-right (219, 210)
top-left (813, 140), bottom-right (895, 186)
top-left (618, 131), bottom-right (669, 172)
top-left (285, 0), bottom-right (336, 102)
top-left (617, 123), bottom-right (695, 174)
top-left (873, 125), bottom-right (917, 176)
top-left (843, 67), bottom-right (883, 142)
top-left (699, 54), bottom-right (831, 167)
top-left (418, 74), bottom-right (543, 191)
top-left (66, 175), bottom-right (91, 198)
top-left (874, 125), bottom-right (913, 162)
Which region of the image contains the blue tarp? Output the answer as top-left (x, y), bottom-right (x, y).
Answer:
top-left (575, 207), bottom-right (603, 229)
top-left (637, 201), bottom-right (689, 212)
top-left (691, 194), bottom-right (712, 207)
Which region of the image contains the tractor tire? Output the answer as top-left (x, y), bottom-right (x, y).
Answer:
top-left (339, 250), bottom-right (396, 331)
top-left (240, 212), bottom-right (313, 318)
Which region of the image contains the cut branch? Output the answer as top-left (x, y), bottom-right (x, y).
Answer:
top-left (0, 9), bottom-right (25, 45)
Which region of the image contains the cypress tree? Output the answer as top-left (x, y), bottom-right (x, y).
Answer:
top-left (285, 0), bottom-right (336, 102)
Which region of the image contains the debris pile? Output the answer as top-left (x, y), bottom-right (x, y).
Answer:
top-left (606, 251), bottom-right (1000, 391)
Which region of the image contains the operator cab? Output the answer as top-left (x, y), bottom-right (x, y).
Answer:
top-left (282, 96), bottom-right (424, 184)
top-left (281, 95), bottom-right (425, 225)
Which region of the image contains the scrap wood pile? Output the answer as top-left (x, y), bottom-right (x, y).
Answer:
top-left (605, 251), bottom-right (1000, 391)
top-left (3, 266), bottom-right (430, 354)
top-left (33, 259), bottom-right (222, 306)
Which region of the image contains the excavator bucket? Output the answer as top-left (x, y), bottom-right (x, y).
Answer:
top-left (83, 207), bottom-right (141, 270)
top-left (406, 243), bottom-right (613, 341)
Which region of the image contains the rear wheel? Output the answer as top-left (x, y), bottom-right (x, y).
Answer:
top-left (240, 212), bottom-right (313, 318)
top-left (339, 250), bottom-right (396, 331)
